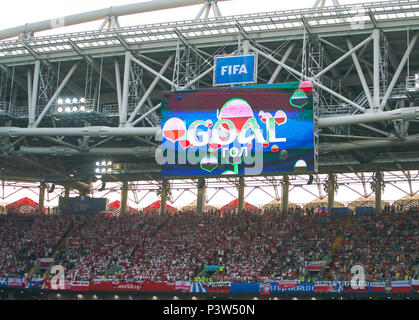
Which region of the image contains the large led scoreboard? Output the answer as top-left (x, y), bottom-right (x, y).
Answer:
top-left (160, 82), bottom-right (316, 178)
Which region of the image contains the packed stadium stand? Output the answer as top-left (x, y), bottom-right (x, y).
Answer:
top-left (0, 206), bottom-right (417, 285)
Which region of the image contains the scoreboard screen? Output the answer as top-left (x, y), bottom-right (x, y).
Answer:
top-left (159, 82), bottom-right (316, 178)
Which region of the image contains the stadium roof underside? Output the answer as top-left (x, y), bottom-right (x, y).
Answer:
top-left (0, 0), bottom-right (419, 192)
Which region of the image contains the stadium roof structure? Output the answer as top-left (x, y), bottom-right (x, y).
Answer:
top-left (262, 199), bottom-right (301, 209)
top-left (303, 197), bottom-right (345, 209)
top-left (0, 0), bottom-right (418, 210)
top-left (182, 199), bottom-right (217, 211)
top-left (5, 197), bottom-right (38, 208)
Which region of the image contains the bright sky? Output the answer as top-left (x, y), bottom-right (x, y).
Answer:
top-left (0, 0), bottom-right (417, 209)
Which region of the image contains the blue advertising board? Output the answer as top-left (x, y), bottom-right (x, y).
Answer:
top-left (270, 282), bottom-right (315, 293)
top-left (214, 54), bottom-right (257, 86)
top-left (230, 283), bottom-right (260, 293)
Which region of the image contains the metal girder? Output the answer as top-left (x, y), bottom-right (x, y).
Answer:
top-left (320, 133), bottom-right (419, 153)
top-left (131, 63), bottom-right (215, 127)
top-left (120, 51), bottom-right (131, 126)
top-left (11, 156), bottom-right (90, 191)
top-left (315, 34), bottom-right (373, 79)
top-left (379, 31), bottom-right (419, 111)
top-left (39, 136), bottom-right (83, 152)
top-left (34, 62), bottom-right (80, 128)
top-left (318, 107), bottom-right (419, 127)
top-left (127, 54), bottom-right (174, 124)
top-left (0, 65), bottom-right (27, 92)
top-left (0, 127), bottom-right (158, 137)
top-left (68, 40), bottom-right (116, 90)
top-left (131, 55), bottom-right (178, 89)
top-left (346, 38), bottom-right (373, 109)
top-left (250, 45), bottom-right (367, 113)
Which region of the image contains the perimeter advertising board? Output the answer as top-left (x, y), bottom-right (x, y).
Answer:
top-left (160, 82), bottom-right (316, 178)
top-left (59, 197), bottom-right (108, 216)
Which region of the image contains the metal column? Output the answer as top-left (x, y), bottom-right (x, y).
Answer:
top-left (39, 182), bottom-right (46, 213)
top-left (64, 187), bottom-right (71, 198)
top-left (120, 181), bottom-right (128, 216)
top-left (375, 172), bottom-right (382, 214)
top-left (161, 179), bottom-right (168, 215)
top-left (281, 175), bottom-right (289, 213)
top-left (373, 29), bottom-right (380, 110)
top-left (238, 177), bottom-right (245, 213)
top-left (196, 178), bottom-right (206, 215)
top-left (29, 60), bottom-right (41, 127)
top-left (120, 51), bottom-right (132, 127)
top-left (328, 174), bottom-right (335, 212)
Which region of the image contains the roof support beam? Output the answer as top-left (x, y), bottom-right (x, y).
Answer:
top-left (195, 2), bottom-right (210, 19)
top-left (320, 133), bottom-right (419, 153)
top-left (128, 54), bottom-right (174, 124)
top-left (131, 55), bottom-right (178, 89)
top-left (34, 62), bottom-right (80, 128)
top-left (379, 31), bottom-right (419, 111)
top-left (250, 45), bottom-right (366, 113)
top-left (373, 29), bottom-right (380, 110)
top-left (131, 63), bottom-right (214, 126)
top-left (346, 38), bottom-right (373, 109)
top-left (14, 146), bottom-right (156, 156)
top-left (314, 34), bottom-right (373, 79)
top-left (114, 59), bottom-right (122, 112)
top-left (120, 51), bottom-right (131, 126)
top-left (0, 65), bottom-right (28, 93)
top-left (268, 42), bottom-right (295, 84)
top-left (28, 60), bottom-right (41, 127)
top-left (68, 40), bottom-right (116, 90)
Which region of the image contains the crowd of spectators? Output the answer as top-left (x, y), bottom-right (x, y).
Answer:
top-left (53, 214), bottom-right (163, 281)
top-left (0, 213), bottom-right (71, 278)
top-left (0, 205), bottom-right (418, 284)
top-left (327, 209), bottom-right (418, 282)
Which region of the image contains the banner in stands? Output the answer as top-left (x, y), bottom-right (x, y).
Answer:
top-left (40, 258), bottom-right (54, 269)
top-left (259, 283), bottom-right (271, 295)
top-left (68, 281), bottom-right (90, 292)
top-left (207, 282), bottom-right (231, 294)
top-left (368, 282), bottom-right (387, 293)
top-left (89, 280), bottom-right (142, 292)
top-left (308, 261), bottom-right (324, 271)
top-left (189, 282), bottom-right (208, 293)
top-left (314, 281), bottom-right (342, 293)
top-left (28, 278), bottom-right (44, 289)
top-left (411, 280), bottom-right (419, 291)
top-left (7, 278), bottom-right (26, 288)
top-left (175, 281), bottom-right (191, 292)
top-left (391, 281), bottom-right (411, 293)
